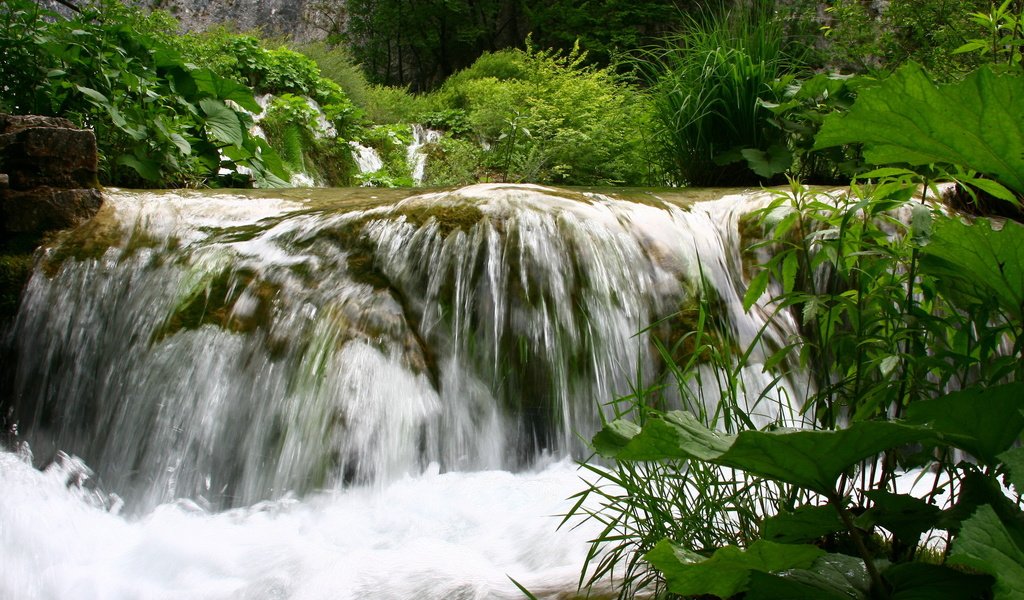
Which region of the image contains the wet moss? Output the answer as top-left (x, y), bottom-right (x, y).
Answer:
top-left (393, 202), bottom-right (485, 238)
top-left (151, 267), bottom-right (279, 343)
top-left (0, 253), bottom-right (34, 321)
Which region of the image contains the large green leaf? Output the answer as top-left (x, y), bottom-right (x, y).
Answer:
top-left (884, 562), bottom-right (993, 600)
top-left (919, 217), bottom-right (1024, 322)
top-left (950, 504), bottom-right (1024, 600)
top-left (814, 63), bottom-right (1024, 196)
top-left (747, 554), bottom-right (869, 600)
top-left (762, 504), bottom-right (845, 544)
top-left (200, 98), bottom-right (245, 148)
top-left (645, 539), bottom-right (825, 599)
top-left (192, 69), bottom-right (262, 113)
top-left (903, 382), bottom-right (1024, 465)
top-left (856, 491), bottom-right (943, 544)
top-left (593, 411), bottom-right (931, 495)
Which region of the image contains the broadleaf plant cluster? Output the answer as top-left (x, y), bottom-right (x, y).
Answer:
top-left (572, 56), bottom-right (1024, 599)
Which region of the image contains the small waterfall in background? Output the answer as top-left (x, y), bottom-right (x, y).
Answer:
top-left (406, 125), bottom-right (443, 185)
top-left (0, 183), bottom-right (803, 599)
top-left (349, 141), bottom-right (384, 180)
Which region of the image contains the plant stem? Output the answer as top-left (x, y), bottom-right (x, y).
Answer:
top-left (828, 490), bottom-right (888, 599)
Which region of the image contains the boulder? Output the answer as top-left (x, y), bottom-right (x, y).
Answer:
top-left (0, 113), bottom-right (103, 239)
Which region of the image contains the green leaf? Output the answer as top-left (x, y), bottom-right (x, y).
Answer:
top-left (919, 217), bottom-right (1024, 321)
top-left (200, 98), bottom-right (245, 148)
top-left (646, 539), bottom-right (825, 599)
top-left (762, 504), bottom-right (845, 544)
top-left (117, 154), bottom-right (160, 182)
top-left (903, 383), bottom-right (1024, 464)
top-left (814, 63), bottom-right (1024, 196)
top-left (192, 69), bottom-right (262, 113)
top-left (593, 411), bottom-right (931, 495)
top-left (742, 144), bottom-right (793, 178)
top-left (593, 411), bottom-right (732, 462)
top-left (76, 85), bottom-right (110, 107)
top-left (857, 490), bottom-right (943, 543)
top-left (950, 505), bottom-right (1024, 599)
top-left (745, 571), bottom-right (853, 600)
top-left (743, 269), bottom-right (770, 311)
top-left (747, 555), bottom-right (869, 600)
top-left (884, 562), bottom-right (993, 600)
top-left (999, 447), bottom-right (1024, 495)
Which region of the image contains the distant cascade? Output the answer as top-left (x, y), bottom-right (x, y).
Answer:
top-left (406, 124), bottom-right (444, 185)
top-left (349, 141), bottom-right (384, 178)
top-left (1, 184), bottom-right (803, 512)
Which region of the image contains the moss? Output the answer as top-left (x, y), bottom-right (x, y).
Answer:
top-left (151, 267), bottom-right (279, 343)
top-left (393, 202), bottom-right (485, 238)
top-left (0, 253), bottom-right (34, 321)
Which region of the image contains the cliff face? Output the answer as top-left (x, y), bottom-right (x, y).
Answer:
top-left (39, 0), bottom-right (339, 41)
top-left (143, 0), bottom-right (337, 41)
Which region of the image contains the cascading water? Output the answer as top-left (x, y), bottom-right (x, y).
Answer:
top-left (406, 125), bottom-right (444, 185)
top-left (0, 183), bottom-right (802, 599)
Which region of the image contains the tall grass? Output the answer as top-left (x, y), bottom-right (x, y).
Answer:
top-left (642, 3), bottom-right (797, 186)
top-left (567, 276), bottom-right (793, 599)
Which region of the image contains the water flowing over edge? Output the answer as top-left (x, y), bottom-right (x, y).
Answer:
top-left (1, 183), bottom-right (807, 599)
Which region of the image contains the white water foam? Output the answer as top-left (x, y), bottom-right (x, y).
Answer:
top-left (0, 449), bottom-right (607, 600)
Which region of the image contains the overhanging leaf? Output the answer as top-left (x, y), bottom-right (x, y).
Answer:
top-left (950, 504), bottom-right (1024, 600)
top-left (918, 217), bottom-right (1024, 322)
top-left (999, 447), bottom-right (1024, 495)
top-left (645, 539), bottom-right (825, 599)
top-left (903, 382), bottom-right (1024, 464)
top-left (814, 63), bottom-right (1024, 197)
top-left (884, 562), bottom-right (993, 600)
top-left (762, 504), bottom-right (845, 544)
top-left (593, 411), bottom-right (932, 495)
top-left (192, 69), bottom-right (262, 113)
top-left (857, 491), bottom-right (943, 543)
top-left (200, 98), bottom-right (245, 148)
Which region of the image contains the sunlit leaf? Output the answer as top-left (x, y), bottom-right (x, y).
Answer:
top-left (200, 98), bottom-right (245, 148)
top-left (814, 63), bottom-right (1024, 196)
top-left (646, 539), bottom-right (825, 599)
top-left (950, 505), bottom-right (1024, 599)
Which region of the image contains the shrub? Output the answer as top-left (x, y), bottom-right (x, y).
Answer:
top-left (641, 4), bottom-right (797, 186)
top-left (0, 0), bottom-right (288, 188)
top-left (430, 45), bottom-right (652, 185)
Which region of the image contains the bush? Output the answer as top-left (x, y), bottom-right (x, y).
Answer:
top-left (430, 45), bottom-right (652, 185)
top-left (0, 0), bottom-right (288, 188)
top-left (642, 4), bottom-right (798, 186)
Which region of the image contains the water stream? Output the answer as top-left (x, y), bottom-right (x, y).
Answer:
top-left (0, 183), bottom-right (802, 599)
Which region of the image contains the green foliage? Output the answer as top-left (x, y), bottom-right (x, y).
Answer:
top-left (954, 0), bottom-right (1024, 68)
top-left (574, 75), bottom-right (1024, 593)
top-left (0, 0), bottom-right (288, 188)
top-left (821, 0), bottom-right (991, 79)
top-left (760, 73), bottom-right (863, 183)
top-left (292, 41), bottom-right (373, 108)
top-left (431, 46), bottom-right (650, 185)
top-left (421, 137), bottom-right (483, 187)
top-left (642, 4), bottom-right (798, 186)
top-left (815, 62), bottom-right (1024, 201)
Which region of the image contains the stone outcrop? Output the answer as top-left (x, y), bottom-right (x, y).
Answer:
top-left (0, 114), bottom-right (103, 237)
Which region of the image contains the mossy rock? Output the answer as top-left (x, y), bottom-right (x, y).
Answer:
top-left (0, 252), bottom-right (34, 320)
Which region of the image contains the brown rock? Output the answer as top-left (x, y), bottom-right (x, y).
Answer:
top-left (1, 187), bottom-right (104, 233)
top-left (0, 113), bottom-right (103, 240)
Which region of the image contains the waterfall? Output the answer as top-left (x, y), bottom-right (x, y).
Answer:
top-left (0, 183), bottom-right (802, 598)
top-left (349, 141), bottom-right (384, 178)
top-left (406, 124), bottom-right (444, 185)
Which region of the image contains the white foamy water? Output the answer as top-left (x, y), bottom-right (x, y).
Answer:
top-left (1, 183), bottom-right (810, 598)
top-left (0, 449), bottom-right (605, 600)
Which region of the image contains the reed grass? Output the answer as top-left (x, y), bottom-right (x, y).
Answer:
top-left (641, 3), bottom-right (797, 186)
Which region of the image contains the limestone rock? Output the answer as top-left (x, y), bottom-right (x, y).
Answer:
top-left (0, 113), bottom-right (103, 239)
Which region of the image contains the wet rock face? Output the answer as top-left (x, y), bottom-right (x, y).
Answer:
top-left (0, 114), bottom-right (103, 237)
